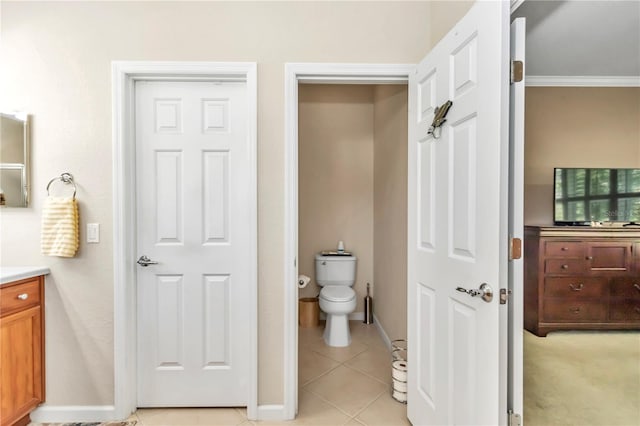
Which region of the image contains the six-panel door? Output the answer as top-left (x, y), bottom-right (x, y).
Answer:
top-left (135, 81), bottom-right (251, 407)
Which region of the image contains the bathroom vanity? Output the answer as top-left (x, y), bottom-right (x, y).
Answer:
top-left (0, 267), bottom-right (49, 426)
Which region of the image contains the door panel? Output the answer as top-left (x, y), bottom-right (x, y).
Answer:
top-left (136, 81), bottom-right (249, 407)
top-left (407, 2), bottom-right (509, 425)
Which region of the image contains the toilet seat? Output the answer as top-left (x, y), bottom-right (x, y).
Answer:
top-left (320, 286), bottom-right (355, 302)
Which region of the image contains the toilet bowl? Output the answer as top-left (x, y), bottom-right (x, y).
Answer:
top-left (315, 253), bottom-right (357, 347)
top-left (319, 286), bottom-right (357, 347)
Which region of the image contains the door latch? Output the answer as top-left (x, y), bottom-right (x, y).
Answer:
top-left (500, 288), bottom-right (512, 305)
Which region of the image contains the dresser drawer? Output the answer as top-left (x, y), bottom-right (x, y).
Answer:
top-left (543, 300), bottom-right (607, 322)
top-left (544, 277), bottom-right (608, 298)
top-left (0, 278), bottom-right (41, 316)
top-left (610, 299), bottom-right (640, 321)
top-left (610, 278), bottom-right (640, 298)
top-left (544, 241), bottom-right (585, 257)
top-left (545, 259), bottom-right (586, 274)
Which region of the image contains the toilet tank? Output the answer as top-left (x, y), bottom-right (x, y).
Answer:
top-left (315, 253), bottom-right (357, 286)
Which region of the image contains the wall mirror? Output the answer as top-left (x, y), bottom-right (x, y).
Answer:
top-left (0, 112), bottom-right (30, 207)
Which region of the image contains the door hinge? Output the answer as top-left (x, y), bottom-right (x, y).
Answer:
top-left (500, 288), bottom-right (512, 305)
top-left (508, 411), bottom-right (522, 426)
top-left (510, 60), bottom-right (524, 84)
top-left (509, 237), bottom-right (522, 260)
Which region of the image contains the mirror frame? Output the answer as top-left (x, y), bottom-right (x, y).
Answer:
top-left (1, 112), bottom-right (30, 207)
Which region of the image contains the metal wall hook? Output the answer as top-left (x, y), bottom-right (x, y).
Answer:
top-left (46, 172), bottom-right (77, 199)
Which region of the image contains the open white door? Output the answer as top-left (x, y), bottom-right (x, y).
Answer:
top-left (508, 17), bottom-right (526, 424)
top-left (407, 1), bottom-right (510, 425)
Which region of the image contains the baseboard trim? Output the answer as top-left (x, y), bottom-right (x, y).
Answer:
top-left (373, 313), bottom-right (393, 351)
top-left (257, 404), bottom-right (287, 421)
top-left (30, 405), bottom-right (117, 423)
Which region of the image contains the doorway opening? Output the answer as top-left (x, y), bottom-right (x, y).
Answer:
top-left (283, 63), bottom-right (414, 419)
top-left (296, 82), bottom-right (409, 422)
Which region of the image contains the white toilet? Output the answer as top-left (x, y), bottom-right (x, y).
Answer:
top-left (315, 253), bottom-right (357, 347)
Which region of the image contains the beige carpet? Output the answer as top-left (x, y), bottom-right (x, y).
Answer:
top-left (524, 330), bottom-right (640, 426)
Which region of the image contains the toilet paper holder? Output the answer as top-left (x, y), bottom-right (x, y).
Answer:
top-left (298, 274), bottom-right (311, 289)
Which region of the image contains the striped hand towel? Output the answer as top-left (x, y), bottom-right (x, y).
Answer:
top-left (41, 196), bottom-right (79, 257)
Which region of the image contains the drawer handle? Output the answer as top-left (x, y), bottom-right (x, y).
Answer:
top-left (635, 307), bottom-right (640, 314)
top-left (570, 307), bottom-right (581, 314)
top-left (561, 264), bottom-right (569, 270)
top-left (633, 284), bottom-right (640, 292)
top-left (17, 293), bottom-right (29, 300)
top-left (585, 256), bottom-right (593, 260)
top-left (561, 247), bottom-right (569, 251)
top-left (569, 283), bottom-right (584, 291)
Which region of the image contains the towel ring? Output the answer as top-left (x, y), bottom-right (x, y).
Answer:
top-left (46, 172), bottom-right (77, 199)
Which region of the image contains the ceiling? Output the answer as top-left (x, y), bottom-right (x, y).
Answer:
top-left (512, 0), bottom-right (640, 78)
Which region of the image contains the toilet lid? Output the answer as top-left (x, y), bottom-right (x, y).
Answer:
top-left (321, 286), bottom-right (355, 302)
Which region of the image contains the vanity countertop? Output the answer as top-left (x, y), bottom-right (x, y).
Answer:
top-left (0, 266), bottom-right (50, 286)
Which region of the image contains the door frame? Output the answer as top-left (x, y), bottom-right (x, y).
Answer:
top-left (112, 61), bottom-right (258, 420)
top-left (283, 63), bottom-right (414, 419)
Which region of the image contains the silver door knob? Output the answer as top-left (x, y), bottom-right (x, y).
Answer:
top-left (456, 283), bottom-right (493, 303)
top-left (137, 255), bottom-right (159, 267)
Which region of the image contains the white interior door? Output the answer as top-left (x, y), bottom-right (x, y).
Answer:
top-left (407, 1), bottom-right (509, 425)
top-left (508, 17), bottom-right (526, 422)
top-left (135, 81), bottom-right (250, 407)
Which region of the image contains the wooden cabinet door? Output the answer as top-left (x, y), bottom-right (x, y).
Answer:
top-left (0, 306), bottom-right (44, 426)
top-left (586, 242), bottom-right (633, 273)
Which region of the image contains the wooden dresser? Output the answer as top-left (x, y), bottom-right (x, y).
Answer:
top-left (524, 226), bottom-right (640, 336)
top-left (0, 274), bottom-right (46, 426)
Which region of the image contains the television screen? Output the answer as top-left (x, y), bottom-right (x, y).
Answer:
top-left (554, 168), bottom-right (640, 224)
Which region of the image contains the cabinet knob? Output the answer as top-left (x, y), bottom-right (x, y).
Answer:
top-left (635, 307), bottom-right (640, 314)
top-left (569, 283), bottom-right (584, 291)
top-left (561, 264), bottom-right (569, 270)
top-left (633, 284), bottom-right (640, 292)
top-left (17, 293), bottom-right (28, 300)
top-left (585, 256), bottom-right (593, 260)
top-left (570, 307), bottom-right (581, 314)
top-left (561, 247), bottom-right (569, 251)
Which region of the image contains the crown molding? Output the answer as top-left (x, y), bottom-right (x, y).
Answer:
top-left (526, 75), bottom-right (640, 87)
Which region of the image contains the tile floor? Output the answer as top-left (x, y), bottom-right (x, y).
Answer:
top-left (125, 321), bottom-right (409, 425)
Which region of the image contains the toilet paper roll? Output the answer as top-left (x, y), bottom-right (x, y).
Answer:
top-left (392, 389), bottom-right (407, 404)
top-left (393, 378), bottom-right (407, 393)
top-left (298, 274), bottom-right (311, 289)
top-left (392, 360), bottom-right (408, 382)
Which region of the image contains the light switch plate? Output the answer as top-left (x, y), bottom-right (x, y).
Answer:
top-left (87, 223), bottom-right (100, 243)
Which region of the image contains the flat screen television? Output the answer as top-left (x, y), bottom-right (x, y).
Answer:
top-left (554, 168), bottom-right (640, 225)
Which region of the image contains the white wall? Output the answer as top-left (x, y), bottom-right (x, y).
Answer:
top-left (0, 1), bottom-right (435, 409)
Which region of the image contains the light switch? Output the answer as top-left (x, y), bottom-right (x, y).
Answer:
top-left (87, 223), bottom-right (100, 243)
